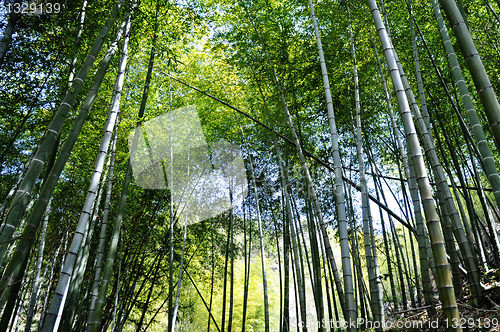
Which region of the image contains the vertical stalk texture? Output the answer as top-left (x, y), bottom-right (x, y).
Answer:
top-left (24, 202), bottom-right (50, 332)
top-left (86, 122), bottom-right (119, 331)
top-left (91, 163), bottom-right (132, 332)
top-left (247, 154), bottom-right (270, 332)
top-left (0, 1), bottom-right (121, 260)
top-left (349, 14), bottom-right (381, 323)
top-left (391, 6), bottom-right (481, 303)
top-left (0, 11), bottom-right (129, 312)
top-left (433, 0), bottom-right (500, 237)
top-left (306, 0), bottom-right (355, 325)
top-left (366, 0), bottom-right (461, 328)
top-left (439, 0), bottom-right (500, 153)
top-left (40, 13), bottom-right (132, 331)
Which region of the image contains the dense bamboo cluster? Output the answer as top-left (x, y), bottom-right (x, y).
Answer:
top-left (1, 0), bottom-right (500, 331)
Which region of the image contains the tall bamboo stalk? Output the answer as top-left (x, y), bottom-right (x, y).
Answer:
top-left (0, 0), bottom-right (20, 64)
top-left (348, 9), bottom-right (382, 323)
top-left (395, 17), bottom-right (481, 305)
top-left (23, 201), bottom-right (49, 332)
top-left (386, 1), bottom-right (482, 304)
top-left (110, 228), bottom-right (123, 332)
top-left (366, 0), bottom-right (461, 328)
top-left (432, 0), bottom-right (500, 266)
top-left (40, 12), bottom-right (132, 330)
top-left (0, 0), bottom-right (122, 260)
top-left (254, 70), bottom-right (309, 330)
top-left (302, 0), bottom-right (356, 325)
top-left (86, 121), bottom-right (119, 331)
top-left (439, 0), bottom-right (500, 153)
top-left (368, 14), bottom-right (434, 313)
top-left (0, 10), bottom-right (130, 312)
top-left (247, 153), bottom-right (270, 332)
top-left (59, 152), bottom-right (108, 331)
top-left (66, 0), bottom-right (88, 90)
top-left (90, 162), bottom-right (132, 332)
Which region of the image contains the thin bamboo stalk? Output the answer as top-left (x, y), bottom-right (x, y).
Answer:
top-left (90, 163), bottom-right (132, 332)
top-left (0, 0), bottom-right (122, 258)
top-left (259, 1), bottom-right (355, 325)
top-left (23, 201), bottom-right (50, 332)
top-left (439, 0), bottom-right (500, 153)
top-left (86, 120), bottom-right (119, 331)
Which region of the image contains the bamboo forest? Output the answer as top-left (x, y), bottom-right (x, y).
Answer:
top-left (5, 0), bottom-right (500, 331)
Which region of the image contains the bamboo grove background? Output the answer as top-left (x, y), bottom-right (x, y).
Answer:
top-left (1, 0), bottom-right (500, 330)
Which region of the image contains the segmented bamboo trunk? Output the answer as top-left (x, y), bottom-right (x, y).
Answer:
top-left (348, 9), bottom-right (382, 324)
top-left (0, 1), bottom-right (122, 261)
top-left (241, 202), bottom-right (253, 332)
top-left (0, 11), bottom-right (129, 312)
top-left (305, 0), bottom-right (355, 326)
top-left (433, 0), bottom-right (500, 272)
top-left (110, 228), bottom-right (123, 332)
top-left (435, 187), bottom-right (463, 298)
top-left (67, 0), bottom-right (88, 90)
top-left (366, 0), bottom-right (461, 329)
top-left (283, 185), bottom-right (290, 332)
top-left (369, 19), bottom-right (435, 314)
top-left (171, 204), bottom-right (190, 331)
top-left (243, 6), bottom-right (349, 331)
top-left (432, 111), bottom-right (480, 264)
top-left (284, 168), bottom-right (308, 332)
top-left (389, 8), bottom-right (480, 300)
top-left (37, 229), bottom-right (67, 330)
top-left (221, 205), bottom-right (231, 332)
top-left (41, 12), bottom-right (131, 330)
top-left (388, 9), bottom-right (481, 303)
top-left (305, 200), bottom-right (325, 329)
top-left (86, 120), bottom-right (119, 331)
top-left (408, 159), bottom-right (436, 315)
top-left (0, 0), bottom-right (20, 64)
top-left (90, 163), bottom-right (132, 332)
top-left (409, 1), bottom-right (429, 130)
top-left (255, 71), bottom-right (308, 330)
top-left (23, 201), bottom-right (49, 332)
top-left (439, 0), bottom-right (500, 154)
top-left (247, 154), bottom-right (270, 332)
top-left (59, 155), bottom-right (108, 331)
